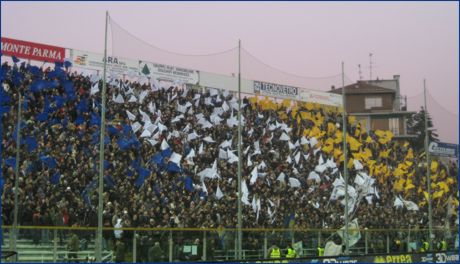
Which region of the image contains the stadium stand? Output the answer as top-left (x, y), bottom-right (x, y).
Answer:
top-left (1, 59), bottom-right (458, 261)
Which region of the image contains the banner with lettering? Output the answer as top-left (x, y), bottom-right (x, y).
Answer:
top-left (139, 61), bottom-right (199, 85)
top-left (71, 49), bottom-right (139, 77)
top-left (1, 37), bottom-right (65, 62)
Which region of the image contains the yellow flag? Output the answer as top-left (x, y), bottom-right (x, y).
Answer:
top-left (394, 167), bottom-right (406, 177)
top-left (365, 136), bottom-right (374, 143)
top-left (385, 130), bottom-right (394, 141)
top-left (334, 148), bottom-right (343, 160)
top-left (431, 160), bottom-right (438, 173)
top-left (394, 179), bottom-right (405, 192)
top-left (347, 158), bottom-right (354, 169)
top-left (375, 130), bottom-right (385, 138)
top-left (362, 148), bottom-right (373, 160)
top-left (249, 96), bottom-right (258, 105)
top-left (433, 190), bottom-right (444, 199)
top-left (423, 191), bottom-right (429, 201)
top-left (282, 99), bottom-right (291, 108)
top-left (379, 149), bottom-right (391, 159)
top-left (406, 148), bottom-right (414, 159)
top-left (405, 182), bottom-right (415, 192)
top-left (347, 135), bottom-right (362, 151)
top-left (327, 122), bottom-right (336, 135)
top-left (437, 181), bottom-right (449, 193)
top-left (348, 116), bottom-right (356, 125)
top-left (334, 130), bottom-right (343, 144)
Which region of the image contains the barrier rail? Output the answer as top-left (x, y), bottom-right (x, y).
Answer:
top-left (1, 226), bottom-right (458, 262)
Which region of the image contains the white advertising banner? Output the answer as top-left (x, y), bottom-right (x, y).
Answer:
top-left (139, 61), bottom-right (199, 85)
top-left (253, 80), bottom-right (342, 106)
top-left (71, 49), bottom-right (139, 76)
top-left (300, 89), bottom-right (343, 107)
top-left (253, 80), bottom-right (298, 99)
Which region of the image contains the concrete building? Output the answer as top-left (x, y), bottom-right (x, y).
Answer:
top-left (329, 75), bottom-right (416, 141)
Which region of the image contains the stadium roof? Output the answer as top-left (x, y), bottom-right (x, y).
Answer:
top-left (329, 81), bottom-right (396, 95)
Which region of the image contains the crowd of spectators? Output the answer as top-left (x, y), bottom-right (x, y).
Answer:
top-left (1, 60), bottom-right (458, 257)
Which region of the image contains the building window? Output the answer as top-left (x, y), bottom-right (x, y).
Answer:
top-left (389, 118), bottom-right (399, 135)
top-left (365, 97), bottom-right (382, 109)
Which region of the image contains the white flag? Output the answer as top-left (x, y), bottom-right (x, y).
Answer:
top-left (280, 133), bottom-right (290, 141)
top-left (353, 159), bottom-right (363, 170)
top-left (187, 131), bottom-right (199, 141)
top-left (140, 129), bottom-right (152, 138)
top-left (216, 185), bottom-right (224, 200)
top-left (289, 177), bottom-right (301, 188)
top-left (337, 218), bottom-right (361, 247)
top-left (131, 122), bottom-right (142, 133)
top-left (126, 110), bottom-right (136, 121)
top-left (250, 167), bottom-right (258, 185)
top-left (90, 82), bottom-right (99, 95)
top-left (203, 136), bottom-right (215, 143)
top-left (161, 139), bottom-right (169, 150)
top-left (113, 94), bottom-right (124, 104)
top-left (169, 152), bottom-right (182, 165)
top-left (148, 102), bottom-right (156, 114)
top-left (139, 109), bottom-right (151, 123)
top-left (147, 139), bottom-right (158, 146)
top-left (139, 90), bottom-right (149, 104)
top-left (128, 95), bottom-right (137, 103)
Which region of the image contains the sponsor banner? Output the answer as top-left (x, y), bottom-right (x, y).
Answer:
top-left (300, 89), bottom-right (343, 107)
top-left (72, 49), bottom-right (139, 76)
top-left (1, 37), bottom-right (65, 62)
top-left (371, 254), bottom-right (413, 263)
top-left (428, 142), bottom-right (458, 158)
top-left (254, 81), bottom-right (298, 99)
top-left (139, 61), bottom-right (199, 85)
top-left (243, 251), bottom-right (459, 263)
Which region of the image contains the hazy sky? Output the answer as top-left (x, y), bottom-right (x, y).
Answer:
top-left (2, 1), bottom-right (458, 141)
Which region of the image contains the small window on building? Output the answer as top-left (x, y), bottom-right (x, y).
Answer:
top-left (389, 118), bottom-right (399, 135)
top-left (365, 97), bottom-right (382, 109)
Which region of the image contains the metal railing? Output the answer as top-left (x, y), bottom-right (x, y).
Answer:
top-left (1, 225), bottom-right (458, 262)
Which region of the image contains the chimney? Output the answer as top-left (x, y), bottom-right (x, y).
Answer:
top-left (393, 75), bottom-right (401, 111)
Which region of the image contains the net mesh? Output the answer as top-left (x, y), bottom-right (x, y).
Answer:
top-left (109, 15), bottom-right (354, 93)
top-left (406, 90), bottom-right (458, 144)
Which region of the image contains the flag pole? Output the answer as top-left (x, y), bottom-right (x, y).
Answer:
top-left (424, 79), bottom-right (433, 250)
top-left (341, 62), bottom-right (350, 253)
top-left (237, 39), bottom-right (243, 260)
top-left (96, 10), bottom-right (109, 262)
top-left (12, 94), bottom-right (22, 254)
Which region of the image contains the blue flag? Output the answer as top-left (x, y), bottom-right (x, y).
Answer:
top-left (104, 175), bottom-right (115, 188)
top-left (0, 105), bottom-right (10, 115)
top-left (184, 176), bottom-right (194, 192)
top-left (36, 112), bottom-right (48, 122)
top-left (40, 155), bottom-right (57, 169)
top-left (90, 112), bottom-right (101, 127)
top-left (50, 172), bottom-right (61, 185)
top-left (167, 162), bottom-right (182, 173)
top-left (135, 168), bottom-right (150, 188)
top-left (75, 114), bottom-right (84, 125)
top-left (64, 60), bottom-right (72, 69)
top-left (25, 136), bottom-right (38, 152)
top-left (5, 157), bottom-right (16, 167)
top-left (107, 125), bottom-right (119, 135)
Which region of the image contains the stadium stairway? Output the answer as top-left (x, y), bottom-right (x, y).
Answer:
top-left (1, 232), bottom-right (113, 262)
